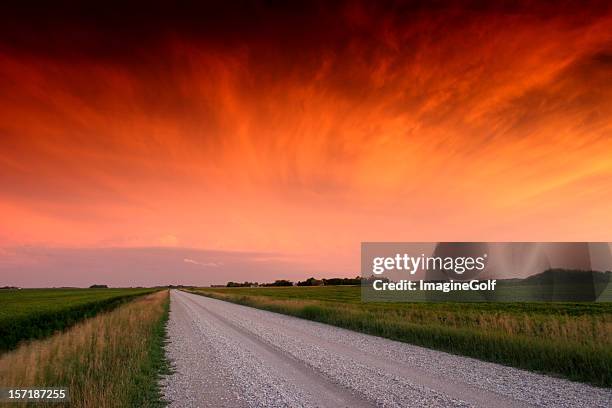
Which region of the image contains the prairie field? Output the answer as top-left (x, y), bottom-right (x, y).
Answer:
top-left (0, 288), bottom-right (155, 352)
top-left (188, 286), bottom-right (612, 387)
top-left (0, 290), bottom-right (169, 407)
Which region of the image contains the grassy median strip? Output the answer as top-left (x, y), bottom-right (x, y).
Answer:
top-left (0, 290), bottom-right (170, 407)
top-left (187, 286), bottom-right (612, 387)
top-left (0, 288), bottom-right (156, 352)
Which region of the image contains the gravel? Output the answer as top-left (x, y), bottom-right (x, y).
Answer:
top-left (161, 290), bottom-right (612, 408)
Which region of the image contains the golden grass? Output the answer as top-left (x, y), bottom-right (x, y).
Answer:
top-left (0, 290), bottom-right (169, 407)
top-left (205, 292), bottom-right (612, 345)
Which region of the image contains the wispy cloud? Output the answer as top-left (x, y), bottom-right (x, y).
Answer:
top-left (183, 258), bottom-right (222, 267)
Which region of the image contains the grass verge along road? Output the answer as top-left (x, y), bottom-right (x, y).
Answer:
top-left (0, 290), bottom-right (170, 407)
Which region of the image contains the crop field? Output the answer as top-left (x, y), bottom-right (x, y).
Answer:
top-left (0, 288), bottom-right (155, 352)
top-left (188, 286), bottom-right (612, 387)
top-left (0, 290), bottom-right (170, 407)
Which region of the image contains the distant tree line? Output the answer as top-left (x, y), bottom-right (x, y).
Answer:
top-left (297, 276), bottom-right (388, 286)
top-left (226, 280), bottom-right (293, 287)
top-left (226, 281), bottom-right (259, 287)
top-left (265, 280), bottom-right (293, 287)
top-left (226, 276), bottom-right (387, 287)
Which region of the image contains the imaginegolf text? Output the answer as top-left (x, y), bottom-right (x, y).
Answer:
top-left (372, 279), bottom-right (497, 292)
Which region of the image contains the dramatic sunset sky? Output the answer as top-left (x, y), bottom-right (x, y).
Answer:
top-left (1, 1), bottom-right (611, 286)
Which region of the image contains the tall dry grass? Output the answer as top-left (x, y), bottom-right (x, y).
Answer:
top-left (0, 290), bottom-right (169, 407)
top-left (202, 291), bottom-right (611, 345)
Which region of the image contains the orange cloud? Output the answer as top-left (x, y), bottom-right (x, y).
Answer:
top-left (0, 2), bottom-right (611, 283)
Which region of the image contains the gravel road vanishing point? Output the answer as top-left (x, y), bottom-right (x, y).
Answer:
top-left (161, 290), bottom-right (611, 408)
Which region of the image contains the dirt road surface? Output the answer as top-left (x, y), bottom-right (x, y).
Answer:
top-left (161, 290), bottom-right (611, 407)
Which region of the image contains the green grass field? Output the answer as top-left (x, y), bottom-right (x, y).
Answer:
top-left (188, 286), bottom-right (612, 387)
top-left (0, 288), bottom-right (155, 352)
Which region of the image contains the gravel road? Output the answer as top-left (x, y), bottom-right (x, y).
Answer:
top-left (161, 290), bottom-right (611, 408)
